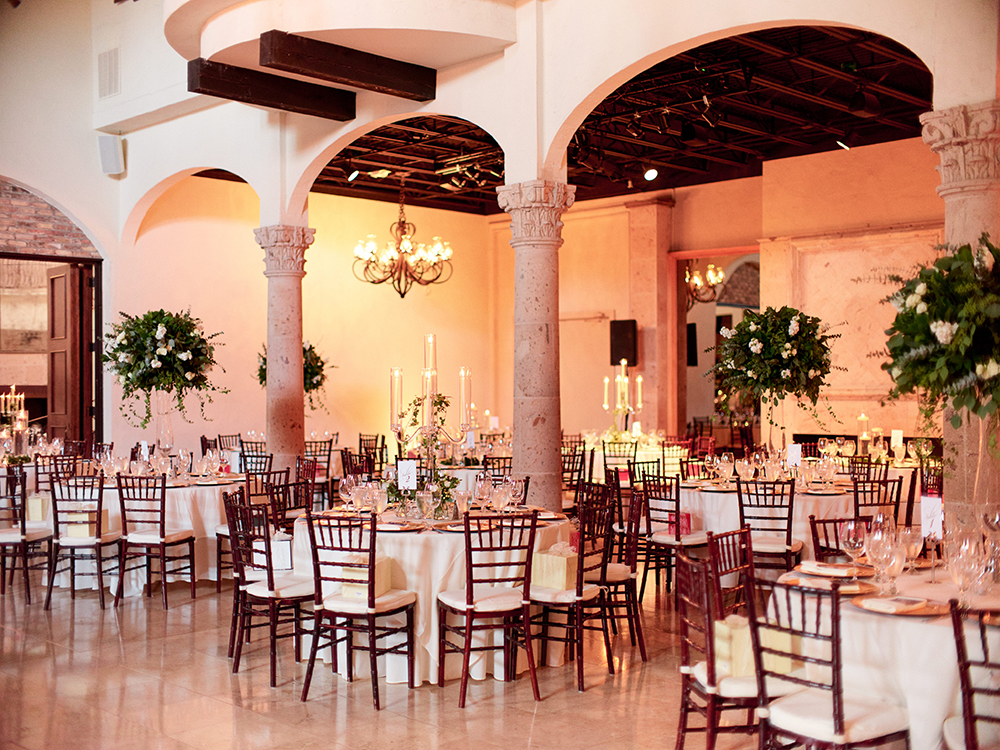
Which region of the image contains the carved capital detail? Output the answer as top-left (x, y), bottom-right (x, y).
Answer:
top-left (496, 181), bottom-right (576, 244)
top-left (254, 225), bottom-right (315, 277)
top-left (921, 100), bottom-right (1000, 193)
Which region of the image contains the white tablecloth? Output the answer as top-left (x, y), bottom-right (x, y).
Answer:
top-left (291, 515), bottom-right (571, 685)
top-left (778, 570), bottom-right (1000, 750)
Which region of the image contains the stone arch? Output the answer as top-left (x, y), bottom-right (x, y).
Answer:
top-left (0, 176), bottom-right (104, 261)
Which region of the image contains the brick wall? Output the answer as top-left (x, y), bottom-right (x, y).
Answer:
top-left (0, 180), bottom-right (101, 259)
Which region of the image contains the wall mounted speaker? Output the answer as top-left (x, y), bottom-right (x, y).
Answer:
top-left (98, 134), bottom-right (125, 175)
top-left (610, 319), bottom-right (637, 367)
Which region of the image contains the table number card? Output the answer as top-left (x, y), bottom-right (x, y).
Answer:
top-left (465, 430), bottom-right (475, 449)
top-left (397, 459), bottom-right (418, 490)
top-left (786, 443), bottom-right (802, 466)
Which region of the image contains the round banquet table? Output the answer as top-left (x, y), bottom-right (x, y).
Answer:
top-left (291, 513), bottom-right (572, 686)
top-left (35, 477), bottom-right (237, 597)
top-left (774, 569), bottom-right (1000, 750)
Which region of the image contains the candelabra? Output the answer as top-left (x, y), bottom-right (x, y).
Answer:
top-left (602, 358), bottom-right (643, 436)
top-left (390, 334), bottom-right (473, 489)
top-left (0, 385), bottom-right (28, 454)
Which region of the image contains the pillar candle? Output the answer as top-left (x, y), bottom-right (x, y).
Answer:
top-left (857, 413), bottom-right (869, 440)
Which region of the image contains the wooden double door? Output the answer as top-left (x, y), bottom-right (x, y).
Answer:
top-left (46, 263), bottom-right (96, 443)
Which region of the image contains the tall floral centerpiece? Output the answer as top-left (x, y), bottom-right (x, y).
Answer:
top-left (388, 393), bottom-right (460, 516)
top-left (882, 236), bottom-right (1000, 499)
top-left (103, 309), bottom-right (226, 433)
top-left (257, 341), bottom-right (332, 411)
top-left (710, 306), bottom-right (838, 449)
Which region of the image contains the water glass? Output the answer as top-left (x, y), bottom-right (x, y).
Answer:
top-left (839, 519), bottom-right (867, 581)
top-left (454, 490), bottom-right (472, 516)
top-left (841, 440), bottom-right (857, 458)
top-left (898, 527), bottom-right (924, 573)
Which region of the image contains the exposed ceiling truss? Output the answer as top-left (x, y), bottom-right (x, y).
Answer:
top-left (197, 25), bottom-right (932, 215)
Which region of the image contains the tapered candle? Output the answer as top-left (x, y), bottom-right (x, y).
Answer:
top-left (636, 375), bottom-right (643, 410)
top-left (390, 367), bottom-right (402, 428)
top-left (424, 333), bottom-right (437, 371)
top-left (459, 367), bottom-right (471, 428)
top-left (623, 375), bottom-right (629, 408)
top-left (603, 377), bottom-right (609, 410)
top-left (421, 368), bottom-right (433, 428)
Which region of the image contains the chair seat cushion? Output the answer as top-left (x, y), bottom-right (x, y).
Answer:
top-left (125, 528), bottom-right (195, 545)
top-left (245, 573), bottom-right (315, 600)
top-left (214, 523), bottom-right (229, 537)
top-left (59, 530), bottom-right (121, 547)
top-left (650, 530), bottom-right (709, 547)
top-left (438, 584), bottom-right (524, 613)
top-left (322, 588), bottom-right (416, 615)
top-left (768, 687), bottom-right (908, 743)
top-left (613, 520), bottom-right (670, 535)
top-left (530, 583), bottom-right (600, 604)
top-left (691, 661), bottom-right (806, 699)
top-left (0, 527), bottom-right (51, 544)
top-left (753, 536), bottom-right (804, 554)
top-left (586, 562), bottom-right (633, 583)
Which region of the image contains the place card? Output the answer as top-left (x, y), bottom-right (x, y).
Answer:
top-left (786, 443), bottom-right (802, 466)
top-left (397, 459), bottom-right (418, 490)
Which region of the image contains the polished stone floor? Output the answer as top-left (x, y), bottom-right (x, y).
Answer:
top-left (0, 575), bottom-right (758, 750)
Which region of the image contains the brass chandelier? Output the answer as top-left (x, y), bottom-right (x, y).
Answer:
top-left (352, 174), bottom-right (453, 299)
top-left (685, 261), bottom-right (726, 310)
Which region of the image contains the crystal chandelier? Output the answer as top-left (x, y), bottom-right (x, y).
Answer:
top-left (352, 174), bottom-right (453, 299)
top-left (685, 261), bottom-right (726, 310)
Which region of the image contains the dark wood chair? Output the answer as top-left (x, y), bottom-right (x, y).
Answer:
top-left (736, 479), bottom-right (802, 572)
top-left (560, 433), bottom-right (584, 452)
top-left (267, 479), bottom-right (312, 533)
top-left (602, 439), bottom-right (636, 478)
top-left (0, 470), bottom-right (51, 605)
top-left (437, 511), bottom-right (541, 708)
top-left (597, 485), bottom-right (648, 660)
top-left (301, 511), bottom-right (416, 709)
top-left (240, 451), bottom-right (272, 474)
top-left (746, 580), bottom-right (910, 750)
top-left (948, 599), bottom-right (1000, 750)
top-left (217, 433), bottom-right (242, 451)
top-left (706, 525), bottom-right (755, 617)
top-left (45, 474), bottom-right (120, 610)
top-left (559, 446), bottom-right (585, 515)
top-left (530, 482), bottom-right (614, 691)
top-left (483, 455), bottom-right (513, 482)
top-left (809, 515), bottom-right (872, 563)
top-left (644, 470), bottom-right (708, 600)
top-left (200, 435), bottom-right (218, 457)
top-left (853, 477), bottom-right (903, 524)
top-left (114, 474), bottom-right (196, 609)
top-left (226, 488), bottom-right (313, 688)
top-left (303, 439), bottom-right (334, 509)
top-left (341, 448), bottom-right (374, 478)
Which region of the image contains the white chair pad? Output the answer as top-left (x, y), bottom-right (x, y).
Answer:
top-left (769, 687), bottom-right (909, 743)
top-left (691, 661), bottom-right (807, 699)
top-left (438, 585), bottom-right (524, 613)
top-left (322, 588), bottom-right (416, 615)
top-left (0, 527), bottom-right (51, 543)
top-left (246, 573), bottom-right (315, 600)
top-left (753, 536), bottom-right (804, 554)
top-left (586, 562), bottom-right (632, 583)
top-left (214, 523), bottom-right (229, 537)
top-left (59, 530), bottom-right (121, 547)
top-left (125, 528), bottom-right (195, 545)
top-left (530, 583), bottom-right (600, 604)
top-left (613, 520), bottom-right (670, 535)
top-left (650, 530), bottom-right (709, 547)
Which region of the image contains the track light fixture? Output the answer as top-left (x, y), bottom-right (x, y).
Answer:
top-left (849, 88), bottom-right (882, 118)
top-left (625, 114), bottom-right (643, 138)
top-left (346, 162), bottom-right (360, 182)
top-left (642, 165), bottom-right (658, 181)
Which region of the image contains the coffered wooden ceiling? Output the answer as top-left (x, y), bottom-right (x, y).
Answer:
top-left (196, 25), bottom-right (932, 215)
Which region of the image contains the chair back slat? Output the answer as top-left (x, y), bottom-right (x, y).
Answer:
top-left (268, 480), bottom-right (312, 526)
top-left (602, 440), bottom-right (636, 472)
top-left (224, 486), bottom-right (280, 592)
top-left (217, 433), bottom-right (242, 451)
top-left (241, 451), bottom-right (273, 474)
top-left (0, 470), bottom-right (28, 537)
top-left (305, 511), bottom-right (375, 607)
top-left (676, 554), bottom-right (716, 681)
top-left (462, 511), bottom-right (537, 602)
top-left (950, 600), bottom-right (1000, 750)
top-left (52, 474), bottom-right (107, 538)
top-left (642, 469), bottom-right (682, 543)
top-left (576, 482), bottom-right (613, 584)
top-left (853, 477), bottom-right (903, 523)
top-left (483, 456), bottom-right (513, 480)
top-left (303, 440), bottom-right (334, 475)
top-left (245, 468), bottom-right (290, 503)
top-left (706, 526), bottom-right (754, 616)
top-left (116, 474), bottom-right (168, 538)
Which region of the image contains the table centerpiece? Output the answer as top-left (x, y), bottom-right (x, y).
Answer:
top-left (102, 309), bottom-right (227, 431)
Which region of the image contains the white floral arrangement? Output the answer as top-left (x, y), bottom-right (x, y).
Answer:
top-left (710, 306), bottom-right (838, 418)
top-left (883, 235), bottom-right (1000, 428)
top-left (103, 309), bottom-right (226, 427)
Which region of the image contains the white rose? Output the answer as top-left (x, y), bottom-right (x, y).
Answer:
top-left (747, 370), bottom-right (757, 379)
top-left (891, 366), bottom-right (902, 379)
top-left (115, 333), bottom-right (126, 345)
top-left (156, 346), bottom-right (168, 356)
top-left (150, 359), bottom-right (162, 369)
top-left (905, 294), bottom-right (921, 309)
top-left (118, 352), bottom-right (128, 362)
top-left (929, 320), bottom-right (959, 346)
top-left (749, 323), bottom-right (757, 332)
top-left (788, 319), bottom-right (800, 336)
top-left (781, 351), bottom-right (789, 359)
top-left (915, 282), bottom-right (927, 296)
top-left (749, 339), bottom-right (763, 354)
top-left (185, 371), bottom-right (195, 381)
top-left (155, 324), bottom-right (167, 340)
top-left (889, 293), bottom-right (905, 312)
top-left (781, 369), bottom-right (791, 379)
top-left (979, 248), bottom-right (996, 273)
top-left (916, 302), bottom-right (928, 314)
top-left (177, 351), bottom-right (192, 362)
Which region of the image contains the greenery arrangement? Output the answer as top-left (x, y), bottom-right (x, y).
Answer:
top-left (257, 341), bottom-right (332, 411)
top-left (103, 309), bottom-right (225, 428)
top-left (883, 235), bottom-right (1000, 429)
top-left (5, 454), bottom-right (30, 467)
top-left (385, 393), bottom-right (460, 515)
top-left (710, 305), bottom-right (838, 422)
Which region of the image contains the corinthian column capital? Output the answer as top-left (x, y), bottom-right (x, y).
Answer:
top-left (920, 100), bottom-right (1000, 196)
top-left (496, 180), bottom-right (576, 244)
top-left (254, 225), bottom-right (315, 277)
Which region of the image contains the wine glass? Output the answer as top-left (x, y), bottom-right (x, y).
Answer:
top-left (735, 458), bottom-right (753, 482)
top-left (339, 474), bottom-right (357, 510)
top-left (835, 437), bottom-right (846, 456)
top-left (817, 437), bottom-right (829, 456)
top-left (704, 454), bottom-right (719, 483)
top-left (176, 448), bottom-right (191, 480)
top-left (946, 531), bottom-right (984, 607)
top-left (865, 527), bottom-right (896, 595)
top-left (454, 490), bottom-right (472, 517)
top-left (798, 461), bottom-right (814, 489)
top-left (508, 477), bottom-right (525, 508)
top-left (717, 453), bottom-right (735, 487)
top-left (491, 483), bottom-right (511, 513)
top-left (474, 472), bottom-right (492, 507)
top-left (892, 444), bottom-right (906, 465)
top-left (839, 519), bottom-right (867, 582)
top-left (899, 526), bottom-right (924, 574)
top-left (907, 441), bottom-right (919, 461)
top-left (841, 440), bottom-right (857, 458)
top-left (373, 487), bottom-right (389, 519)
top-left (415, 490), bottom-right (434, 527)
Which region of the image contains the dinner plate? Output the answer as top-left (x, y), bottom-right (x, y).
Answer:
top-left (780, 573), bottom-right (876, 595)
top-left (802, 488), bottom-right (847, 495)
top-left (795, 561), bottom-right (875, 578)
top-left (196, 479), bottom-right (234, 486)
top-left (377, 522), bottom-right (423, 532)
top-left (851, 595), bottom-right (949, 617)
top-left (699, 485), bottom-right (738, 493)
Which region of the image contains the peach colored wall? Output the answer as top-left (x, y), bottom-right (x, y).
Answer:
top-left (672, 177), bottom-right (763, 252)
top-left (112, 176), bottom-right (496, 455)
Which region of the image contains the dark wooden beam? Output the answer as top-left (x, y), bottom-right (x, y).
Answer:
top-left (259, 30), bottom-right (436, 103)
top-left (187, 58), bottom-right (356, 121)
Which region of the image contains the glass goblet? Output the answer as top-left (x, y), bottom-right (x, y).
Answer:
top-left (454, 490), bottom-right (472, 517)
top-left (508, 478), bottom-right (525, 507)
top-left (474, 472), bottom-right (492, 507)
top-left (339, 474), bottom-right (357, 510)
top-left (842, 440), bottom-right (857, 458)
top-left (839, 519), bottom-right (867, 582)
top-left (899, 527), bottom-right (924, 574)
top-left (415, 490), bottom-right (434, 528)
top-left (835, 437), bottom-right (846, 455)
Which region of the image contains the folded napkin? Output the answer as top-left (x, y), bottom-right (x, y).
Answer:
top-left (858, 596), bottom-right (926, 614)
top-left (799, 560), bottom-right (867, 578)
top-left (782, 574), bottom-right (866, 594)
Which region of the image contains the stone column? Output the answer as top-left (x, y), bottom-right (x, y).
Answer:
top-left (254, 225), bottom-right (314, 472)
top-left (920, 100), bottom-right (1000, 519)
top-left (497, 180), bottom-right (575, 512)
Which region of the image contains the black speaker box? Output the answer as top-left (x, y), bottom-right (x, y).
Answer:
top-left (610, 319), bottom-right (637, 366)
